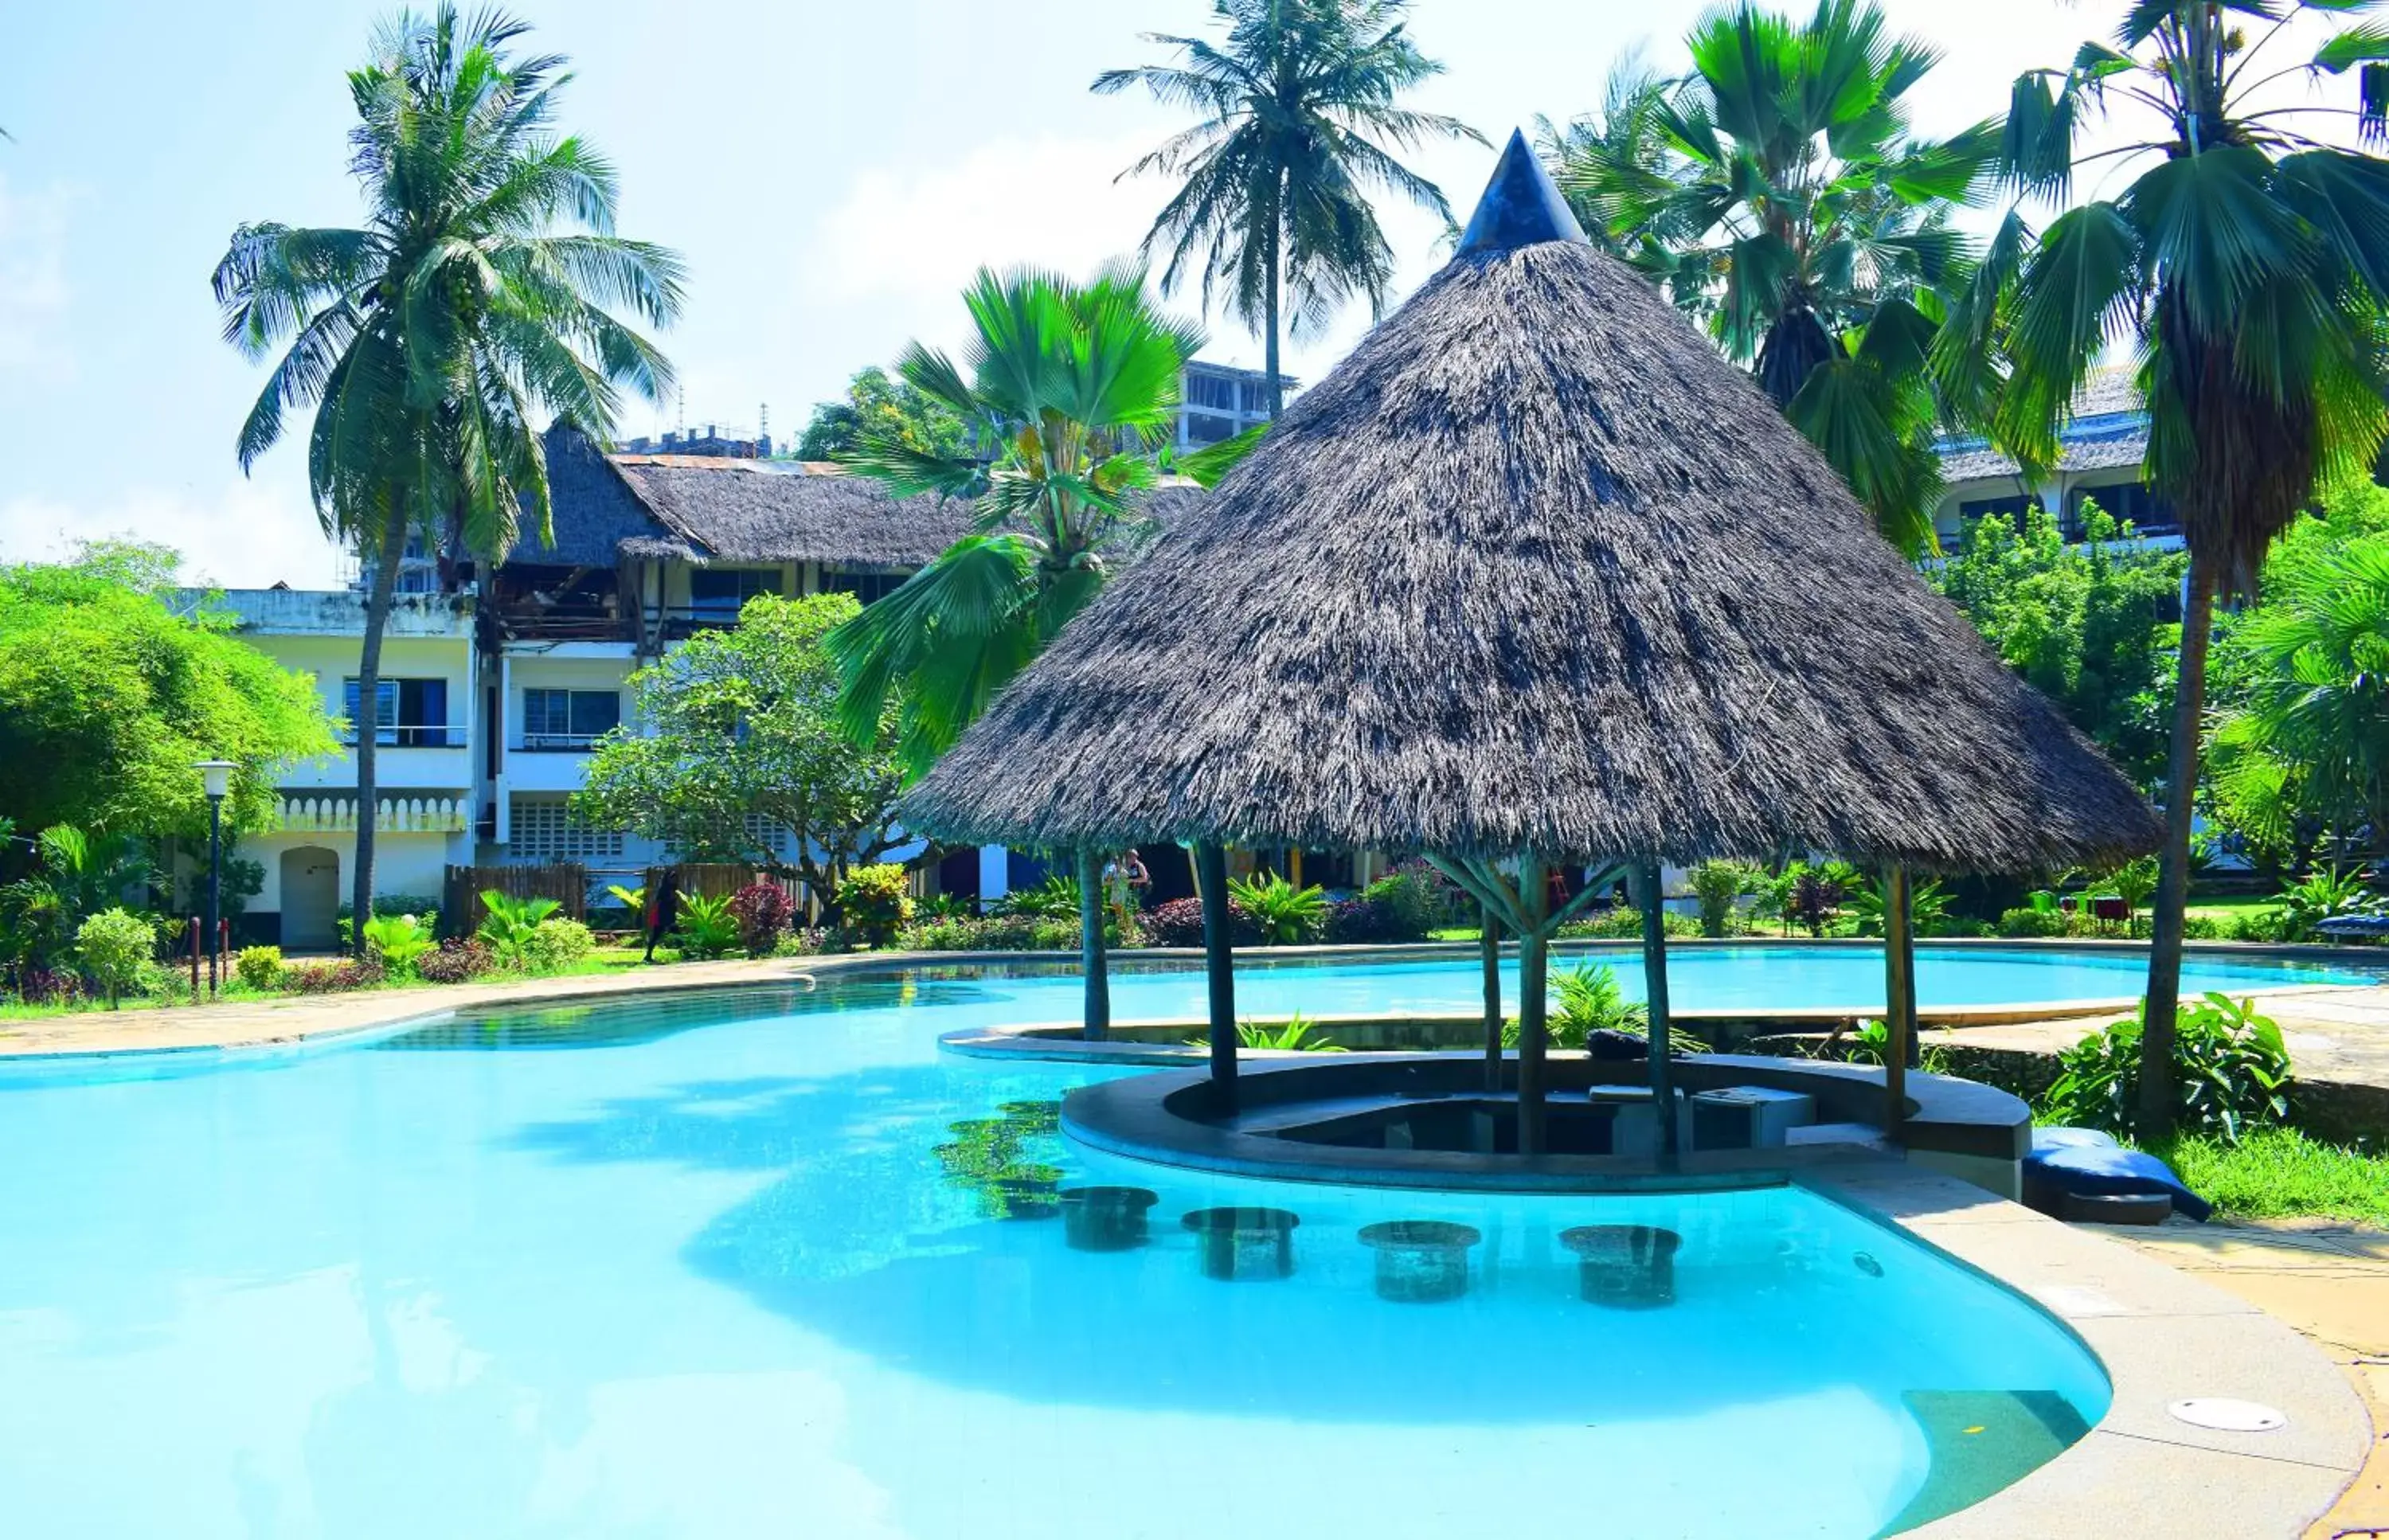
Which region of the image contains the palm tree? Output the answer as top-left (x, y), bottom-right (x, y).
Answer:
top-left (1987, 0), bottom-right (2389, 1133)
top-left (213, 4), bottom-right (681, 954)
top-left (1542, 0), bottom-right (2002, 554)
top-left (1093, 0), bottom-right (1481, 420)
top-left (824, 264), bottom-right (1208, 1037)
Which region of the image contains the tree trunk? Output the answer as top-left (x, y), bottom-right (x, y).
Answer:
top-left (1480, 901), bottom-right (1503, 1092)
top-left (1264, 210), bottom-right (1284, 421)
top-left (350, 504), bottom-right (410, 960)
top-left (1077, 847), bottom-right (1110, 1042)
top-left (1880, 863), bottom-right (1914, 1133)
top-left (1515, 856), bottom-right (1551, 1157)
top-left (2141, 551), bottom-right (2218, 1138)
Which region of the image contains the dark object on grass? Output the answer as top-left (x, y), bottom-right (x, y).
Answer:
top-left (1182, 1206), bottom-right (1300, 1280)
top-left (1357, 1220), bottom-right (1482, 1303)
top-left (1559, 1224), bottom-right (1681, 1307)
top-left (1585, 1029), bottom-right (1650, 1061)
top-left (2316, 913), bottom-right (2389, 939)
top-left (1058, 1186), bottom-right (1159, 1252)
top-left (2023, 1128), bottom-right (2211, 1222)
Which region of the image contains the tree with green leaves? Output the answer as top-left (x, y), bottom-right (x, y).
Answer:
top-left (1542, 0), bottom-right (2001, 554)
top-left (793, 365), bottom-right (971, 461)
top-left (0, 542), bottom-right (334, 838)
top-left (575, 593), bottom-right (907, 917)
top-left (1095, 0), bottom-right (1480, 420)
top-left (825, 264), bottom-right (1215, 1035)
top-left (1982, 0), bottom-right (2389, 1133)
top-left (1932, 499), bottom-right (2186, 784)
top-left (2207, 485), bottom-right (2389, 862)
top-left (213, 4), bottom-right (682, 955)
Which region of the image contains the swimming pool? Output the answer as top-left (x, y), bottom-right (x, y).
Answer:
top-left (0, 959), bottom-right (2133, 1538)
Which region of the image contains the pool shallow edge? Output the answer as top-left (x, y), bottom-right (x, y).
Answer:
top-left (1805, 1162), bottom-right (2373, 1538)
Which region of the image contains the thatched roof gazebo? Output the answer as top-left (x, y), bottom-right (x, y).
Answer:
top-left (901, 131), bottom-right (2159, 1159)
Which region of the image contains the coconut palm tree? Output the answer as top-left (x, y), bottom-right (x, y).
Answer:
top-left (1986, 0), bottom-right (2389, 1133)
top-left (1093, 0), bottom-right (1481, 420)
top-left (214, 4), bottom-right (681, 954)
top-left (1542, 0), bottom-right (2002, 554)
top-left (824, 263), bottom-right (1207, 1038)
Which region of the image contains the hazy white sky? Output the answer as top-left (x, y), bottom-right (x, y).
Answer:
top-left (0, 1), bottom-right (2368, 587)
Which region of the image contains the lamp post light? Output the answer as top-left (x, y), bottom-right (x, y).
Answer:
top-left (195, 760), bottom-right (236, 998)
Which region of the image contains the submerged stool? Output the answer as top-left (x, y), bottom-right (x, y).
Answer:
top-left (1559, 1225), bottom-right (1681, 1308)
top-left (988, 1168), bottom-right (1062, 1221)
top-left (1182, 1206), bottom-right (1300, 1281)
top-left (1357, 1221), bottom-right (1482, 1304)
top-left (1058, 1186), bottom-right (1159, 1252)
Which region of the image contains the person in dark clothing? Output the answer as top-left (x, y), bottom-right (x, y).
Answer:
top-left (643, 870), bottom-right (683, 963)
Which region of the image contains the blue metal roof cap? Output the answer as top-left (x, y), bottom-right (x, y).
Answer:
top-left (1454, 128), bottom-right (1588, 257)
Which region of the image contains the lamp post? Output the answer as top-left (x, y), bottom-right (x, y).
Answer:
top-left (195, 760), bottom-right (236, 997)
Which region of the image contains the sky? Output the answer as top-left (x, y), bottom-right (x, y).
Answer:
top-left (0, 0), bottom-right (2371, 588)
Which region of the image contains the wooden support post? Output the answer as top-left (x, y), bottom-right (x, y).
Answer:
top-left (1194, 842), bottom-right (1238, 1112)
top-left (1480, 901), bottom-right (1503, 1092)
top-left (1515, 855), bottom-right (1551, 1157)
top-left (1288, 848), bottom-right (1303, 888)
top-left (1636, 863), bottom-right (1679, 1165)
top-left (1881, 863), bottom-right (1914, 1132)
top-left (1077, 848), bottom-right (1110, 1042)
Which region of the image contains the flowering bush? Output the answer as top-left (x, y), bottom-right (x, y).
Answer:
top-left (730, 881), bottom-right (793, 957)
top-left (414, 937), bottom-right (495, 983)
top-left (285, 958), bottom-right (384, 993)
top-left (1142, 896), bottom-right (1261, 948)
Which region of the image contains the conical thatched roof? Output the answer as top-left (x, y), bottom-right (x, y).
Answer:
top-left (901, 132), bottom-right (2160, 874)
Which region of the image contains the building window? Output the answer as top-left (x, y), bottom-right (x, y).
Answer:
top-left (689, 567), bottom-right (780, 620)
top-left (508, 795), bottom-right (623, 862)
top-left (819, 569), bottom-right (907, 605)
top-left (1184, 411), bottom-right (1240, 445)
top-left (2070, 481), bottom-right (2174, 534)
top-left (1957, 494), bottom-right (2038, 524)
top-left (342, 678), bottom-right (452, 747)
top-left (1185, 370), bottom-right (1238, 412)
top-left (522, 688), bottom-right (620, 749)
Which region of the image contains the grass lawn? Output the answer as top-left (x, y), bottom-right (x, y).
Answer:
top-left (2150, 1129), bottom-right (2389, 1228)
top-left (2184, 893), bottom-right (2283, 924)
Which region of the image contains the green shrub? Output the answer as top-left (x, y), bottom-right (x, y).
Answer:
top-left (75, 908), bottom-right (155, 1007)
top-left (235, 944), bottom-right (286, 991)
top-left (1549, 960), bottom-right (1647, 1049)
top-left (991, 874), bottom-right (1081, 921)
top-left (1557, 906), bottom-right (1700, 940)
top-left (1687, 859), bottom-right (1757, 938)
top-left (2181, 914), bottom-right (2225, 941)
top-left (671, 892), bottom-right (741, 959)
top-left (2042, 993), bottom-right (2293, 1143)
top-left (1998, 905), bottom-right (2067, 938)
top-left (1226, 872), bottom-right (1327, 945)
top-left (361, 913), bottom-right (435, 974)
top-left (522, 917), bottom-right (595, 972)
top-left (476, 890), bottom-right (561, 964)
top-left (1356, 864), bottom-right (1443, 940)
top-left (836, 864), bottom-right (915, 946)
top-left (2274, 865), bottom-right (2382, 941)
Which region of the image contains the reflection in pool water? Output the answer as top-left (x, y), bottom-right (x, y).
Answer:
top-left (0, 959), bottom-right (2133, 1537)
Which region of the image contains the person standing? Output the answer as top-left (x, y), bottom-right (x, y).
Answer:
top-left (643, 870), bottom-right (683, 963)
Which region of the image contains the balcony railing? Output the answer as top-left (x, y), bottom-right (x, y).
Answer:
top-left (273, 795), bottom-right (470, 834)
top-left (338, 723), bottom-right (472, 749)
top-left (518, 732), bottom-right (606, 752)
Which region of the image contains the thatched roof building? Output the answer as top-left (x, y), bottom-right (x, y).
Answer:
top-left (901, 131), bottom-right (2158, 875)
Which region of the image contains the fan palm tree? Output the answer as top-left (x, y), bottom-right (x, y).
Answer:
top-left (213, 4), bottom-right (682, 954)
top-left (1093, 0), bottom-right (1481, 420)
top-left (1986, 0), bottom-right (2389, 1133)
top-left (1542, 0), bottom-right (2002, 554)
top-left (824, 264), bottom-right (1210, 1038)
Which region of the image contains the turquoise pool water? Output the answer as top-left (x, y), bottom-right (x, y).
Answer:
top-left (0, 954), bottom-right (2179, 1536)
